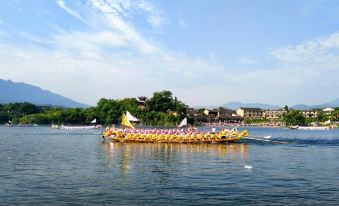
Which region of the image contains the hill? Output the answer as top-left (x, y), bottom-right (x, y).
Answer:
top-left (0, 79), bottom-right (88, 108)
top-left (221, 102), bottom-right (281, 110)
top-left (291, 98), bottom-right (339, 110)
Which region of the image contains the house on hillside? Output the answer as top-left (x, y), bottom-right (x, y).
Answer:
top-left (263, 109), bottom-right (287, 119)
top-left (195, 108), bottom-right (243, 123)
top-left (236, 108), bottom-right (263, 118)
top-left (301, 110), bottom-right (319, 118)
top-left (323, 108), bottom-right (334, 115)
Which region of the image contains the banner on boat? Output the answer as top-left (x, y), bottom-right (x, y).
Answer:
top-left (121, 113), bottom-right (135, 129)
top-left (178, 117), bottom-right (187, 128)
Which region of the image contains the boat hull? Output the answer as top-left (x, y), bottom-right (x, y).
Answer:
top-left (102, 136), bottom-right (241, 144)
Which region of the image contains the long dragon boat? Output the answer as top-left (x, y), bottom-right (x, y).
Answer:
top-left (101, 130), bottom-right (248, 144)
top-left (100, 112), bottom-right (249, 144)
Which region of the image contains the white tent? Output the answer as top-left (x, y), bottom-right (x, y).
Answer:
top-left (325, 119), bottom-right (331, 125)
top-left (178, 117), bottom-right (187, 128)
top-left (126, 111), bottom-right (139, 122)
top-left (91, 118), bottom-right (97, 124)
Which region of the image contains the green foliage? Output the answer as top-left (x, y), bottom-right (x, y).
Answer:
top-left (330, 107), bottom-right (339, 121)
top-left (0, 102), bottom-right (42, 123)
top-left (284, 105), bottom-right (289, 111)
top-left (283, 110), bottom-right (306, 126)
top-left (0, 91), bottom-right (192, 126)
top-left (1, 90), bottom-right (191, 126)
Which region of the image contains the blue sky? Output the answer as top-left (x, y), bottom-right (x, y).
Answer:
top-left (0, 0), bottom-right (338, 106)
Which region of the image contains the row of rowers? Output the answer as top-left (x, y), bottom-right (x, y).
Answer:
top-left (104, 128), bottom-right (247, 138)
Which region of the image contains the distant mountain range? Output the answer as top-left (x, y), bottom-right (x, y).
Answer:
top-left (221, 102), bottom-right (281, 110)
top-left (0, 79), bottom-right (88, 108)
top-left (195, 99), bottom-right (339, 110)
top-left (290, 98), bottom-right (339, 110)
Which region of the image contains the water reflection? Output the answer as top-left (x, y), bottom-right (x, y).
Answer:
top-left (102, 143), bottom-right (249, 175)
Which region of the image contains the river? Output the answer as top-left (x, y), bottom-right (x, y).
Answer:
top-left (0, 126), bottom-right (338, 205)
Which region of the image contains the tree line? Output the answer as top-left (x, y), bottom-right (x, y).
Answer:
top-left (1, 91), bottom-right (338, 126)
top-left (0, 91), bottom-right (194, 126)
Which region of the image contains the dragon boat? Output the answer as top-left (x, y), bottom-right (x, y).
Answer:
top-left (101, 129), bottom-right (248, 144)
top-left (101, 112), bottom-right (248, 144)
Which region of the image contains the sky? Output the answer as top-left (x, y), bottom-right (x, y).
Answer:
top-left (0, 0), bottom-right (338, 107)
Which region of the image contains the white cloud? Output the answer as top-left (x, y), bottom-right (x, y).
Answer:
top-left (137, 0), bottom-right (167, 28)
top-left (57, 0), bottom-right (87, 24)
top-left (0, 0), bottom-right (338, 106)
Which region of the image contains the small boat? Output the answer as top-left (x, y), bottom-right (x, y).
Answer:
top-left (53, 124), bottom-right (102, 130)
top-left (297, 126), bottom-right (330, 130)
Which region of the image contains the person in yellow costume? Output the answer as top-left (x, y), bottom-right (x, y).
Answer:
top-left (221, 129), bottom-right (227, 139)
top-left (196, 131), bottom-right (202, 141)
top-left (229, 130), bottom-right (238, 138)
top-left (209, 132), bottom-right (214, 140)
top-left (169, 134), bottom-right (175, 141)
top-left (157, 134), bottom-right (163, 141)
top-left (184, 133), bottom-right (189, 141)
top-left (152, 134), bottom-right (157, 141)
top-left (146, 133), bottom-right (151, 140)
top-left (190, 133), bottom-right (195, 142)
top-left (203, 131), bottom-right (208, 141)
top-left (175, 134), bottom-right (181, 142)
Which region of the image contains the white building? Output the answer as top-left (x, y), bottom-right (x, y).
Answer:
top-left (323, 108), bottom-right (334, 115)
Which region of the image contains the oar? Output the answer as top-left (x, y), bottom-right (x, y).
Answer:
top-left (242, 136), bottom-right (288, 144)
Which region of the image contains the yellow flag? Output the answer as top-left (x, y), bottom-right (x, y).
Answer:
top-left (121, 113), bottom-right (135, 129)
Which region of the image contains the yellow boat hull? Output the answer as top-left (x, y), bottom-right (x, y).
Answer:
top-left (104, 136), bottom-right (241, 144)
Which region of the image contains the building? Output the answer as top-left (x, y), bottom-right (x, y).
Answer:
top-left (195, 108), bottom-right (243, 123)
top-left (137, 96), bottom-right (148, 109)
top-left (301, 110), bottom-right (319, 118)
top-left (236, 108), bottom-right (263, 118)
top-left (217, 108), bottom-right (242, 122)
top-left (263, 109), bottom-right (287, 119)
top-left (323, 108), bottom-right (334, 115)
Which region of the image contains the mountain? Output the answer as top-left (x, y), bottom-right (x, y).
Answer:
top-left (291, 98), bottom-right (339, 110)
top-left (0, 79), bottom-right (88, 108)
top-left (317, 98), bottom-right (339, 108)
top-left (290, 104), bottom-right (312, 110)
top-left (221, 102), bottom-right (281, 110)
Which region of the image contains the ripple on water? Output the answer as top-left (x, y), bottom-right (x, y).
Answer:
top-left (0, 126), bottom-right (339, 205)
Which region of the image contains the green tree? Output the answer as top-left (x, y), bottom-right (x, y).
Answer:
top-left (283, 110), bottom-right (306, 126)
top-left (284, 105), bottom-right (289, 111)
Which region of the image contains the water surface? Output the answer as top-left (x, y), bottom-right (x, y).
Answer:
top-left (0, 126), bottom-right (339, 205)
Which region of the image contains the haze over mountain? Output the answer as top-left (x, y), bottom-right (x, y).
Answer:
top-left (194, 102), bottom-right (281, 110)
top-left (0, 79), bottom-right (88, 108)
top-left (195, 99), bottom-right (339, 110)
top-left (221, 102), bottom-right (281, 110)
top-left (291, 98), bottom-right (339, 110)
